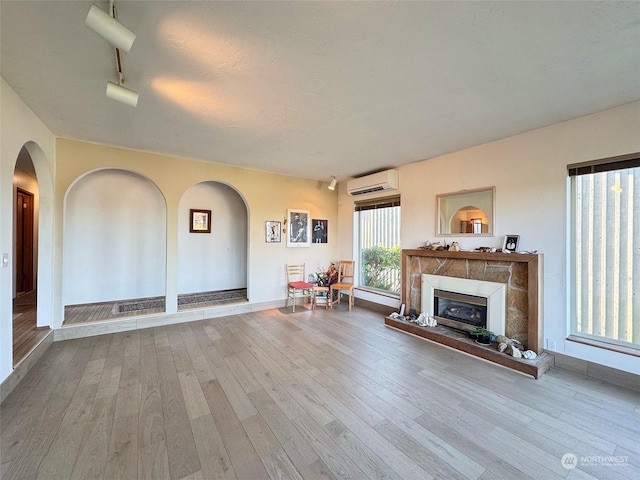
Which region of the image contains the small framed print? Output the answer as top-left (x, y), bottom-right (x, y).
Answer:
top-left (266, 221), bottom-right (281, 243)
top-left (312, 219), bottom-right (328, 244)
top-left (503, 235), bottom-right (519, 252)
top-left (190, 209), bottom-right (211, 233)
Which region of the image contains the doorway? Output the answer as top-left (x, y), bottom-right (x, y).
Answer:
top-left (16, 188), bottom-right (34, 294)
top-left (13, 147), bottom-right (47, 367)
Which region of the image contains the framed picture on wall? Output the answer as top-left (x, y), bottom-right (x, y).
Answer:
top-left (266, 221), bottom-right (281, 243)
top-left (312, 219), bottom-right (328, 244)
top-left (287, 209), bottom-right (310, 247)
top-left (190, 209), bottom-right (211, 233)
top-left (503, 235), bottom-right (519, 252)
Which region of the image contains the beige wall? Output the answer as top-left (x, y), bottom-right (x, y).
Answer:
top-left (54, 138), bottom-right (339, 320)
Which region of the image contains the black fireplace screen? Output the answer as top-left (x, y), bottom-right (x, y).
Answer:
top-left (433, 289), bottom-right (487, 330)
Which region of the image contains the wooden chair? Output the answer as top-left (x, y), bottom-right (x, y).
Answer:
top-left (286, 264), bottom-right (314, 312)
top-left (330, 260), bottom-right (355, 311)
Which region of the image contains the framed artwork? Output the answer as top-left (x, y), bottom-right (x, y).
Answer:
top-left (287, 209), bottom-right (310, 247)
top-left (312, 219), bottom-right (328, 244)
top-left (503, 235), bottom-right (519, 252)
top-left (266, 220), bottom-right (281, 243)
top-left (190, 209), bottom-right (211, 233)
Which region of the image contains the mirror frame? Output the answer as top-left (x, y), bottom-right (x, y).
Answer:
top-left (436, 186), bottom-right (495, 237)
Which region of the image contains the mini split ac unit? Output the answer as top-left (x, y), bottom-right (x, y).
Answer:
top-left (347, 169), bottom-right (399, 196)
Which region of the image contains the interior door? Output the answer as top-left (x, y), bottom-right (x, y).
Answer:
top-left (16, 189), bottom-right (34, 293)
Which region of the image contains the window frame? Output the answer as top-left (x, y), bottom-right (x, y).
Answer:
top-left (354, 195), bottom-right (401, 297)
top-left (568, 153), bottom-right (640, 353)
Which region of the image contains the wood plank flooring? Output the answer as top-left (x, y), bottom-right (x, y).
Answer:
top-left (63, 291), bottom-right (247, 325)
top-left (13, 291), bottom-right (50, 366)
top-left (2, 306), bottom-right (639, 480)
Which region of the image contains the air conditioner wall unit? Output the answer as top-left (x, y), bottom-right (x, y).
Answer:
top-left (347, 169), bottom-right (399, 196)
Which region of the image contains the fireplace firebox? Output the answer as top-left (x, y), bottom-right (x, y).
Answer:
top-left (434, 289), bottom-right (487, 332)
top-left (422, 274), bottom-right (506, 337)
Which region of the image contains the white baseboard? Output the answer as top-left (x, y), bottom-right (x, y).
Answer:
top-left (553, 351), bottom-right (640, 392)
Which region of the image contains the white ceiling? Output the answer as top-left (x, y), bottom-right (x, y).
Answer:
top-left (2, 1), bottom-right (639, 182)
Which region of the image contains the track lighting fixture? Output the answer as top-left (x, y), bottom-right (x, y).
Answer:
top-left (85, 3), bottom-right (136, 53)
top-left (328, 177), bottom-right (337, 190)
top-left (86, 2), bottom-right (139, 107)
top-left (106, 81), bottom-right (139, 107)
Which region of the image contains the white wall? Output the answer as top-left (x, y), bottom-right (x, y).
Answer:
top-left (63, 169), bottom-right (167, 305)
top-left (339, 101), bottom-right (640, 375)
top-left (0, 78), bottom-right (56, 383)
top-left (178, 181), bottom-right (247, 294)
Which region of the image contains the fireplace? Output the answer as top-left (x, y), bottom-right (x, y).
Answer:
top-left (422, 274), bottom-right (506, 336)
top-left (386, 249), bottom-right (550, 378)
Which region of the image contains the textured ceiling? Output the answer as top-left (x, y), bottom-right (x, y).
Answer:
top-left (2, 1), bottom-right (639, 182)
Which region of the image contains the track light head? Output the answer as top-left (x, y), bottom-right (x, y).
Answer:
top-left (328, 177), bottom-right (337, 191)
top-left (85, 4), bottom-right (136, 53)
top-left (106, 81), bottom-right (139, 107)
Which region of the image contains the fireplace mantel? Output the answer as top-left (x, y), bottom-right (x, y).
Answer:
top-left (387, 248), bottom-right (549, 377)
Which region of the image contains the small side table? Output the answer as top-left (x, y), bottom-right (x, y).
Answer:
top-left (312, 286), bottom-right (329, 310)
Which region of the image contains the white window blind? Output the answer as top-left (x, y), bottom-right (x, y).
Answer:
top-left (569, 153), bottom-right (640, 349)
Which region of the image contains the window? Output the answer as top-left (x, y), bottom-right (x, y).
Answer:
top-left (569, 154), bottom-right (640, 350)
top-left (355, 196), bottom-right (401, 295)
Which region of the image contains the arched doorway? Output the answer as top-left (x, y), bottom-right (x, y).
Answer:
top-left (12, 146), bottom-right (48, 366)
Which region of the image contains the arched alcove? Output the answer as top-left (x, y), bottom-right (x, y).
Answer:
top-left (177, 181), bottom-right (248, 302)
top-left (63, 169), bottom-right (167, 316)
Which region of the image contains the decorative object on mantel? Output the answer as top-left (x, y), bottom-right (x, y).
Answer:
top-left (503, 234), bottom-right (520, 252)
top-left (449, 241), bottom-right (460, 251)
top-left (419, 240), bottom-right (448, 250)
top-left (475, 246), bottom-right (497, 253)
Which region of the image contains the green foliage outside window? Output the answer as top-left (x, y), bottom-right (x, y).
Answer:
top-left (361, 244), bottom-right (401, 292)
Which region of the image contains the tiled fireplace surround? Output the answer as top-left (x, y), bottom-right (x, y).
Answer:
top-left (398, 249), bottom-right (544, 358)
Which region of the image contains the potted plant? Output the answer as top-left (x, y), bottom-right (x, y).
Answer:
top-left (470, 327), bottom-right (493, 345)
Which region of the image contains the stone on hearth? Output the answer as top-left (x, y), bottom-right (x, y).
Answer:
top-left (497, 342), bottom-right (508, 353)
top-left (522, 350), bottom-right (537, 360)
top-left (495, 335), bottom-right (509, 345)
top-left (506, 345), bottom-right (522, 358)
top-left (508, 338), bottom-right (524, 351)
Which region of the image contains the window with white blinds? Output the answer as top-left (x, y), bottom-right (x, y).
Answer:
top-left (355, 196), bottom-right (401, 295)
top-left (568, 153), bottom-right (640, 350)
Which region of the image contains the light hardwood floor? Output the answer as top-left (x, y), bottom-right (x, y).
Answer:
top-left (2, 306), bottom-right (639, 480)
top-left (13, 291), bottom-right (50, 367)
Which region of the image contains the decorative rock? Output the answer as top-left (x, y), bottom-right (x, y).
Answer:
top-left (495, 335), bottom-right (509, 344)
top-left (497, 342), bottom-right (508, 353)
top-left (506, 345), bottom-right (522, 358)
top-left (522, 350), bottom-right (538, 360)
top-left (508, 339), bottom-right (525, 351)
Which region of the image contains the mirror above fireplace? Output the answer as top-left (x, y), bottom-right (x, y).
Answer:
top-left (436, 186), bottom-right (494, 236)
